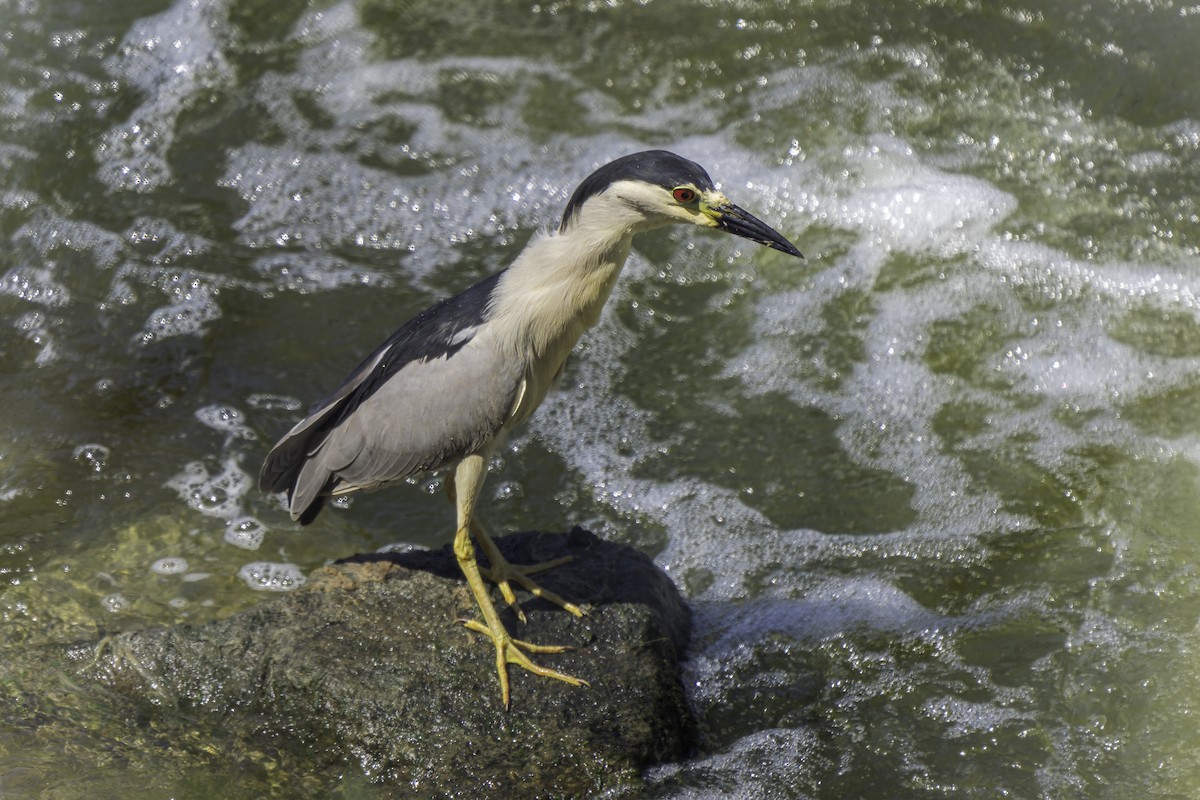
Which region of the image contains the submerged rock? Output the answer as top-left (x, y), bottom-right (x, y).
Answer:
top-left (77, 528), bottom-right (694, 796)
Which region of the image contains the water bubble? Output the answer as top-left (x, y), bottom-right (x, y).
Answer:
top-left (237, 562), bottom-right (306, 592)
top-left (150, 556), bottom-right (188, 575)
top-left (12, 309), bottom-right (58, 365)
top-left (95, 0), bottom-right (233, 192)
top-left (0, 266), bottom-right (71, 307)
top-left (194, 404), bottom-right (256, 440)
top-left (101, 593), bottom-right (128, 612)
top-left (166, 457), bottom-right (252, 519)
top-left (246, 393), bottom-right (302, 412)
top-left (224, 516), bottom-right (266, 550)
top-left (72, 443), bottom-right (111, 472)
top-left (135, 283), bottom-right (221, 343)
top-left (493, 480), bottom-right (523, 500)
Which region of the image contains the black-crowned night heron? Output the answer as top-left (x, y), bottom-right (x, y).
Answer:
top-left (260, 150), bottom-right (803, 707)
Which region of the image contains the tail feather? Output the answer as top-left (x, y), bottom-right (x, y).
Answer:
top-left (287, 452), bottom-right (337, 523)
top-left (260, 416), bottom-right (340, 525)
top-left (295, 493), bottom-right (327, 526)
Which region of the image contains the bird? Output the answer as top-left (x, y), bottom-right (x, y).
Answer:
top-left (260, 150), bottom-right (803, 708)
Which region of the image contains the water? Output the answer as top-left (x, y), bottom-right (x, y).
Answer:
top-left (3, 0), bottom-right (1200, 796)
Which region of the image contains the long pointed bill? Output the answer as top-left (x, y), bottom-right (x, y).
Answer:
top-left (709, 202), bottom-right (804, 258)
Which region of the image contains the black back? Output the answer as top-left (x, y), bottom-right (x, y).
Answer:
top-left (258, 270), bottom-right (505, 518)
top-left (317, 269), bottom-right (504, 429)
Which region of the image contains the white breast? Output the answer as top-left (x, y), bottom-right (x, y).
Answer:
top-left (487, 228), bottom-right (634, 428)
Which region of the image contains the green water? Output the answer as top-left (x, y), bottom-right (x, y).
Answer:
top-left (2, 0), bottom-right (1200, 796)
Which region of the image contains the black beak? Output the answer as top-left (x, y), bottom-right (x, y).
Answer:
top-left (713, 203), bottom-right (804, 258)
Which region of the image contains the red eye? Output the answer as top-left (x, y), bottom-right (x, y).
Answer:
top-left (672, 187), bottom-right (696, 203)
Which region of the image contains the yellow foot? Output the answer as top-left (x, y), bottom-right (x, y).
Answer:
top-left (459, 619), bottom-right (590, 708)
top-left (467, 519), bottom-right (588, 622)
top-left (479, 553), bottom-right (587, 623)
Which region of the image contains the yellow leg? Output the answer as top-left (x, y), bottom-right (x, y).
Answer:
top-left (449, 455), bottom-right (589, 708)
top-left (446, 472), bottom-right (587, 623)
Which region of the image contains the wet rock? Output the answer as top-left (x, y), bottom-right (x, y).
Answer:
top-left (78, 528), bottom-right (695, 797)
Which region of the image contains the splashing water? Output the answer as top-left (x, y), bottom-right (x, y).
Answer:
top-left (2, 0), bottom-right (1200, 796)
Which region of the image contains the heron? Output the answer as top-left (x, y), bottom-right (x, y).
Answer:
top-left (260, 150), bottom-right (803, 708)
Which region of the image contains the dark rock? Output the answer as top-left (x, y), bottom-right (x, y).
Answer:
top-left (78, 528), bottom-right (695, 797)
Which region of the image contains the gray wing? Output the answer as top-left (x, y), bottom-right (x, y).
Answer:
top-left (260, 271), bottom-right (521, 524)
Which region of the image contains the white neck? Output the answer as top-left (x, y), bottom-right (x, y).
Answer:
top-left (488, 185), bottom-right (672, 361)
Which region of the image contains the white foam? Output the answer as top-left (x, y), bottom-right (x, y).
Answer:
top-left (0, 189), bottom-right (38, 212)
top-left (123, 216), bottom-right (213, 265)
top-left (830, 135), bottom-right (1018, 256)
top-left (134, 279), bottom-right (221, 344)
top-left (646, 727), bottom-right (822, 799)
top-left (217, 25), bottom-right (608, 289)
top-left (1126, 150), bottom-right (1174, 173)
top-left (923, 695), bottom-right (1026, 737)
top-left (251, 251), bottom-right (389, 294)
top-left (194, 405), bottom-right (256, 441)
top-left (246, 394), bottom-right (303, 413)
top-left (3, 5), bottom-right (1188, 793)
top-left (2, 209), bottom-right (124, 365)
top-left (220, 134), bottom-right (572, 288)
top-left (285, 0), bottom-right (360, 48)
top-left (0, 143), bottom-right (36, 172)
top-left (237, 562), bottom-right (307, 592)
top-left (713, 125), bottom-right (1200, 563)
top-left (703, 578), bottom-right (956, 651)
top-left (165, 456), bottom-right (253, 520)
top-left (95, 0), bottom-right (234, 191)
top-left (1, 266), bottom-right (71, 307)
top-left (520, 122), bottom-right (1198, 614)
top-left (224, 516), bottom-right (267, 550)
top-left (12, 209), bottom-right (126, 270)
top-left (13, 310), bottom-right (58, 366)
